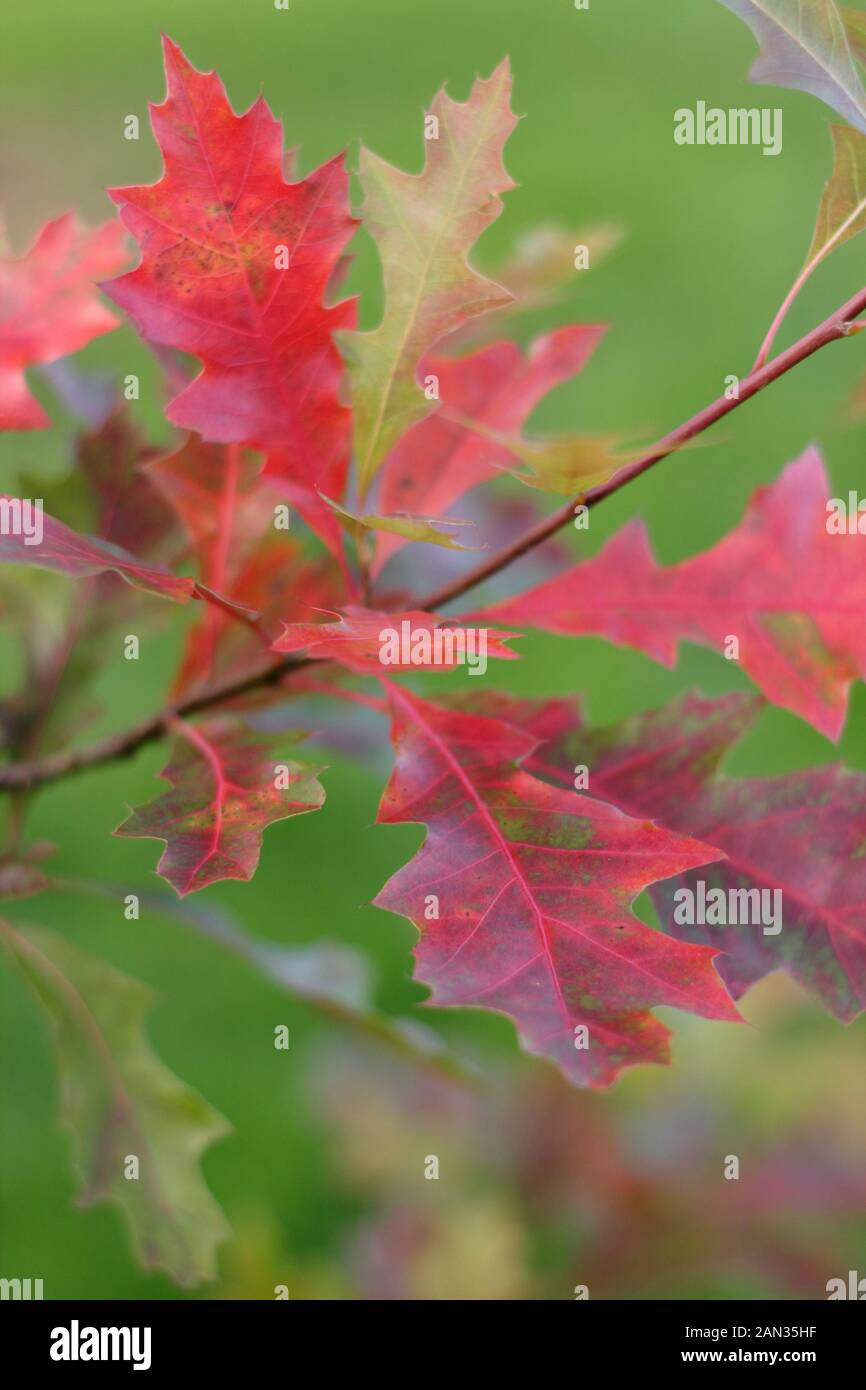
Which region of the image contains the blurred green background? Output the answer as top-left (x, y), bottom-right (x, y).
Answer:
top-left (1, 0), bottom-right (865, 1299)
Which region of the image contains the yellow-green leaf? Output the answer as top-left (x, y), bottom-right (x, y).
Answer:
top-left (755, 122), bottom-right (866, 365)
top-left (442, 414), bottom-right (623, 495)
top-left (807, 123), bottom-right (866, 263)
top-left (321, 496), bottom-right (479, 551)
top-left (340, 61), bottom-right (517, 498)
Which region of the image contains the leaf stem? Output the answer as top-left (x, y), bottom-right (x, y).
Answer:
top-left (753, 262), bottom-right (819, 373)
top-left (753, 192), bottom-right (866, 372)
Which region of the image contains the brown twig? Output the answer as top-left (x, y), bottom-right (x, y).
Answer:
top-left (3, 282), bottom-right (866, 793)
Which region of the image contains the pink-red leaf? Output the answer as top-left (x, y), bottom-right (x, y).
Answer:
top-left (146, 433), bottom-right (339, 693)
top-left (0, 213), bottom-right (127, 430)
top-left (539, 689), bottom-right (866, 1024)
top-left (273, 605), bottom-right (519, 674)
top-left (103, 38), bottom-right (355, 546)
top-left (479, 448), bottom-right (865, 740)
top-left (115, 718), bottom-right (324, 895)
top-left (373, 686), bottom-right (739, 1088)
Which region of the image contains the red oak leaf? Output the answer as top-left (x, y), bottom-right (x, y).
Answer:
top-left (373, 325), bottom-right (607, 575)
top-left (174, 538), bottom-right (341, 697)
top-left (373, 686), bottom-right (739, 1087)
top-left (273, 605), bottom-right (519, 673)
top-left (102, 37), bottom-right (356, 549)
top-left (115, 718), bottom-right (324, 895)
top-left (0, 213), bottom-right (127, 430)
top-left (146, 433), bottom-right (345, 693)
top-left (536, 689), bottom-right (866, 1024)
top-left (0, 496), bottom-right (194, 601)
top-left (478, 448), bottom-right (866, 740)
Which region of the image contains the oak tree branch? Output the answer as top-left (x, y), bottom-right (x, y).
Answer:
top-left (3, 282), bottom-right (866, 793)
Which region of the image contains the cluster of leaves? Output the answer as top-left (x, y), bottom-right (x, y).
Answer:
top-left (1, 2), bottom-right (866, 1285)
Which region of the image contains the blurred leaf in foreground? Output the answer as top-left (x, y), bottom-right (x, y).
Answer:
top-left (0, 919), bottom-right (230, 1287)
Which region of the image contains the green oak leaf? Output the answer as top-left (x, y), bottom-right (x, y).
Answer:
top-left (754, 122), bottom-right (866, 364)
top-left (0, 919), bottom-right (231, 1286)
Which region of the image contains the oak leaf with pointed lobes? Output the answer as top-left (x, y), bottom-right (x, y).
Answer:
top-left (273, 605), bottom-right (520, 674)
top-left (716, 0), bottom-right (866, 132)
top-left (843, 5), bottom-right (866, 66)
top-left (373, 686), bottom-right (740, 1088)
top-left (479, 448), bottom-right (866, 741)
top-left (0, 213), bottom-right (127, 430)
top-left (115, 718), bottom-right (325, 896)
top-left (102, 38), bottom-right (356, 549)
top-left (373, 325), bottom-right (608, 576)
top-left (538, 689), bottom-right (866, 1025)
top-left (339, 60), bottom-right (517, 497)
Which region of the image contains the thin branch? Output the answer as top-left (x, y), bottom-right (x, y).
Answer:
top-left (3, 281), bottom-right (866, 793)
top-left (422, 280), bottom-right (866, 611)
top-left (0, 652), bottom-right (309, 790)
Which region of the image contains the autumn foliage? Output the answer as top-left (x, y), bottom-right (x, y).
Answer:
top-left (3, 9), bottom-right (866, 1285)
